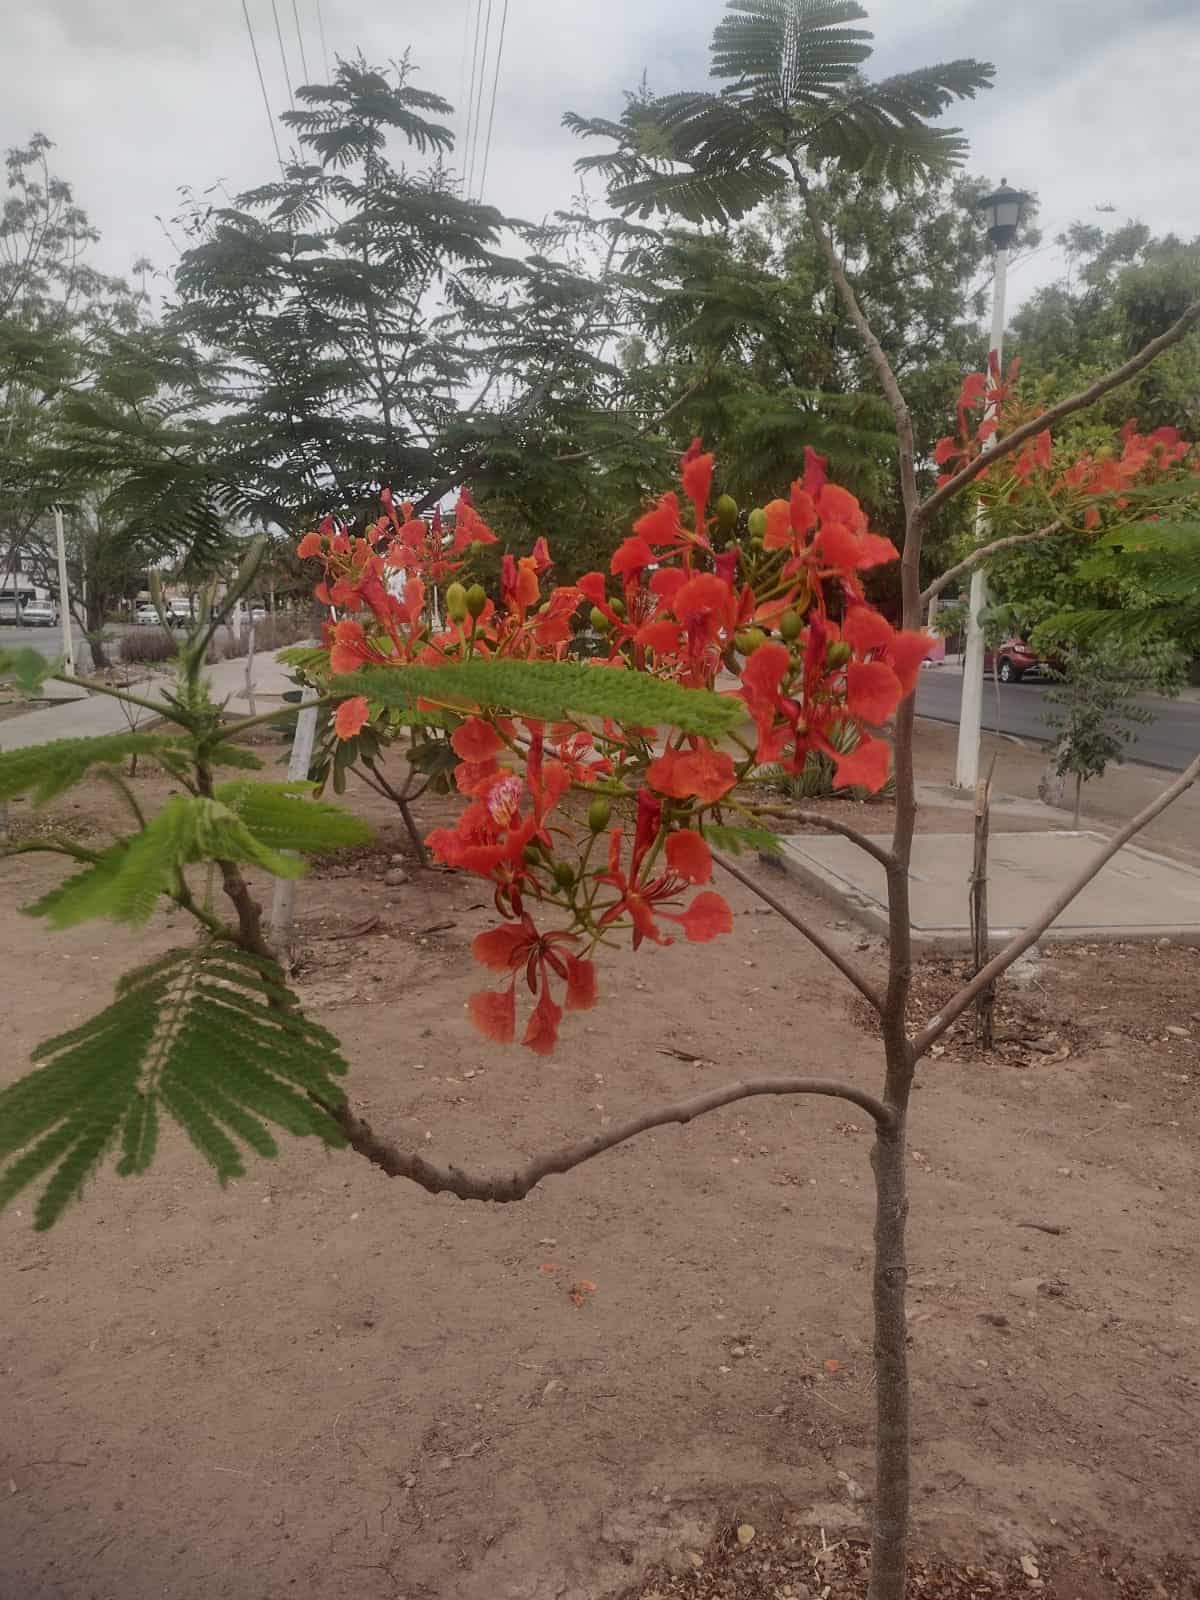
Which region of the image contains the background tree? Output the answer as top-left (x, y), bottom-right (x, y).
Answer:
top-left (1042, 641), bottom-right (1184, 826)
top-left (168, 57), bottom-right (676, 555)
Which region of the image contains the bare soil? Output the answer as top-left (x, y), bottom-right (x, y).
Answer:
top-left (1, 749), bottom-right (1197, 1600)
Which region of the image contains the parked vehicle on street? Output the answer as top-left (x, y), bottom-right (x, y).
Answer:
top-left (983, 636), bottom-right (1061, 684)
top-left (20, 599), bottom-right (57, 627)
top-left (134, 604), bottom-right (161, 625)
top-left (0, 596), bottom-right (22, 624)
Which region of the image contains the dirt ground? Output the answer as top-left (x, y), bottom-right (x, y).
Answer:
top-left (1, 736), bottom-right (1198, 1600)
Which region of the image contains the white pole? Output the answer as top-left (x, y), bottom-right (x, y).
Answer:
top-left (53, 506), bottom-right (76, 677)
top-left (954, 243), bottom-right (1009, 790)
top-left (269, 677), bottom-right (319, 950)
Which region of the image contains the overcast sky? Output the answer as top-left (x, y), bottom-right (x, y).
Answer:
top-left (8, 0), bottom-right (1199, 313)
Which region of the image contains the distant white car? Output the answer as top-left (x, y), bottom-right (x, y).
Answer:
top-left (20, 599), bottom-right (57, 627)
top-left (250, 605), bottom-right (267, 622)
top-left (134, 604), bottom-right (162, 625)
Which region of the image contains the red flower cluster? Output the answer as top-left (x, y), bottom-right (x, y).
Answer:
top-left (298, 448), bottom-right (927, 1052)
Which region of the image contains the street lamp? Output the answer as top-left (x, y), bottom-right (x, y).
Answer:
top-left (953, 179), bottom-right (1030, 791)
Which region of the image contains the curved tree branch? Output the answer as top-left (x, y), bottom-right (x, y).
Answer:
top-left (714, 849), bottom-right (886, 1013)
top-left (918, 301), bottom-right (1200, 527)
top-left (749, 804), bottom-right (897, 870)
top-left (912, 747), bottom-right (1200, 1056)
top-left (322, 1072), bottom-right (894, 1200)
top-left (921, 518), bottom-right (1065, 606)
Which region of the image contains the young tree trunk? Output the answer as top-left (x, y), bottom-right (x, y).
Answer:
top-left (868, 1093), bottom-right (910, 1600)
top-left (1073, 773), bottom-right (1082, 830)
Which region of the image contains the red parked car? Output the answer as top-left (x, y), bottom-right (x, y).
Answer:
top-left (982, 637), bottom-right (1059, 684)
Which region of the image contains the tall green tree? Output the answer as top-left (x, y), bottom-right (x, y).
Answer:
top-left (168, 56), bottom-right (670, 545)
top-left (565, 0), bottom-right (996, 589)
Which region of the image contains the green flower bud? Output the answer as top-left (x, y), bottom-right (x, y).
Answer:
top-left (735, 627), bottom-right (767, 655)
top-left (445, 581), bottom-right (468, 622)
top-left (552, 860), bottom-right (575, 888)
top-left (826, 640), bottom-right (853, 669)
top-left (747, 508), bottom-right (768, 540)
top-left (779, 608), bottom-right (802, 642)
top-left (466, 583), bottom-right (488, 619)
top-left (590, 606), bottom-right (611, 632)
top-left (609, 596), bottom-right (626, 618)
top-left (587, 795), bottom-right (612, 832)
top-left (715, 493), bottom-right (739, 530)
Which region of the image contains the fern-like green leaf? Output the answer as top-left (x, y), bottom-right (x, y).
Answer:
top-left (0, 733), bottom-right (176, 805)
top-left (333, 659), bottom-right (745, 739)
top-left (0, 944), bottom-right (349, 1228)
top-left (213, 780), bottom-right (374, 852)
top-left (0, 647), bottom-right (58, 695)
top-left (704, 822), bottom-right (786, 856)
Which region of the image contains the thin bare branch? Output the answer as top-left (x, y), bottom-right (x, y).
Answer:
top-left (919, 300), bottom-right (1200, 526)
top-left (921, 519), bottom-right (1065, 606)
top-left (748, 804), bottom-right (896, 869)
top-left (795, 170), bottom-right (919, 537)
top-left (912, 749), bottom-right (1200, 1056)
top-left (322, 1072), bottom-right (894, 1200)
top-left (713, 849), bottom-right (886, 1012)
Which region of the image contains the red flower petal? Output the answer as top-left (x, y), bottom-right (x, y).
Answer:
top-left (578, 571), bottom-right (607, 604)
top-left (817, 522), bottom-right (865, 571)
top-left (611, 536), bottom-right (655, 577)
top-left (803, 446), bottom-right (828, 496)
top-left (762, 498), bottom-right (793, 551)
top-left (681, 450), bottom-right (714, 521)
top-left (666, 828), bottom-right (713, 884)
top-left (522, 986), bottom-right (563, 1056)
top-left (297, 531), bottom-right (323, 558)
top-left (832, 734), bottom-right (891, 793)
top-left (633, 494), bottom-right (682, 547)
top-left (636, 620), bottom-right (683, 655)
top-left (471, 924), bottom-right (530, 971)
top-left (789, 483), bottom-right (818, 537)
top-left (646, 745), bottom-right (738, 804)
top-left (887, 629), bottom-right (936, 693)
top-left (842, 606), bottom-right (895, 656)
top-left (671, 573), bottom-right (731, 628)
top-left (468, 987), bottom-right (516, 1044)
top-left (740, 639), bottom-right (789, 698)
top-left (452, 716), bottom-right (504, 762)
top-left (564, 955), bottom-right (597, 1012)
top-left (817, 482), bottom-right (864, 531)
top-left (649, 567), bottom-right (688, 603)
top-left (672, 891), bottom-right (733, 942)
top-left (846, 660), bottom-right (903, 725)
top-left (334, 696), bottom-right (370, 740)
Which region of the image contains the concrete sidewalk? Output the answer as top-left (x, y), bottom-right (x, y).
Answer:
top-left (780, 828), bottom-right (1200, 954)
top-left (0, 650), bottom-right (300, 752)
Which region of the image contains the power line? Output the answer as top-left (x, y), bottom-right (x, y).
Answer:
top-left (241, 0), bottom-right (284, 169)
top-left (466, 0), bottom-right (495, 198)
top-left (463, 0), bottom-right (486, 197)
top-left (269, 0), bottom-right (296, 110)
top-left (290, 0), bottom-right (309, 85)
top-left (314, 0), bottom-right (331, 79)
top-left (476, 0), bottom-right (511, 203)
top-left (456, 0), bottom-right (473, 155)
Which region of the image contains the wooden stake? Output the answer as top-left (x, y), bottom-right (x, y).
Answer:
top-left (969, 758), bottom-right (997, 1049)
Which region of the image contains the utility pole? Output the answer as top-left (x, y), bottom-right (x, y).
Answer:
top-left (954, 182), bottom-right (1031, 791)
top-left (53, 506), bottom-right (76, 677)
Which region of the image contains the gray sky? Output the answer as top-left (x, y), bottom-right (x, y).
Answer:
top-left (8, 0), bottom-right (1200, 312)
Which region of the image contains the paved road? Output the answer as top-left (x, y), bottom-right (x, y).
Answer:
top-left (916, 668), bottom-right (1200, 772)
top-left (0, 623), bottom-right (95, 673)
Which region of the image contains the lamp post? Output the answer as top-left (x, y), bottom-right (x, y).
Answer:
top-left (953, 181), bottom-right (1030, 791)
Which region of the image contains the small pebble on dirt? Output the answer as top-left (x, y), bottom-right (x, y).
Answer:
top-left (384, 868), bottom-right (410, 886)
